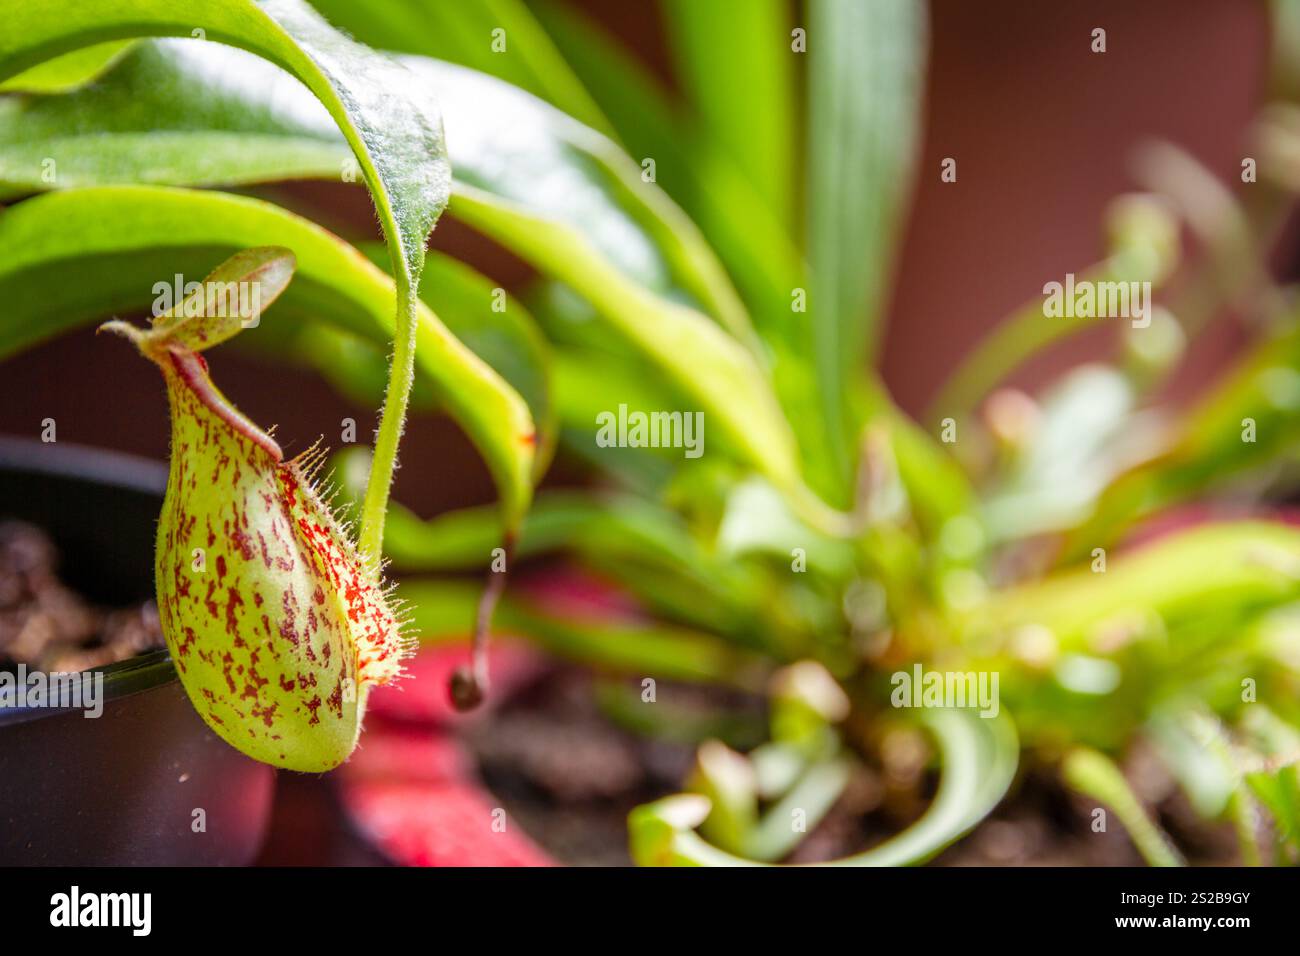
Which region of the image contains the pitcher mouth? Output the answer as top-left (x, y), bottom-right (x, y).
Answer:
top-left (165, 347), bottom-right (284, 462)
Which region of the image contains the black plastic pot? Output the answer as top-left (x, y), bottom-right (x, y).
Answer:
top-left (0, 438), bottom-right (275, 865)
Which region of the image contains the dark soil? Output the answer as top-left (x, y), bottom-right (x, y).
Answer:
top-left (0, 521), bottom-right (164, 672)
top-left (464, 665), bottom-right (1244, 867)
top-left (463, 669), bottom-right (711, 865)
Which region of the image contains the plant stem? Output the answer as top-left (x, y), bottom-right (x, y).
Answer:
top-left (450, 535), bottom-right (515, 711)
top-left (1062, 746), bottom-right (1185, 867)
top-left (357, 276), bottom-right (419, 563)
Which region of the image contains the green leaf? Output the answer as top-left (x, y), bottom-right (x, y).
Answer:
top-left (0, 0), bottom-right (445, 274)
top-left (983, 365), bottom-right (1141, 542)
top-left (423, 257), bottom-right (556, 477)
top-left (1062, 746), bottom-right (1184, 866)
top-left (529, 1), bottom-right (688, 198)
top-left (968, 521), bottom-right (1300, 655)
top-left (1069, 319), bottom-right (1300, 553)
top-left (0, 42), bottom-right (801, 512)
top-left (1146, 708), bottom-right (1237, 819)
top-left (452, 186), bottom-right (804, 498)
top-left (328, 453), bottom-right (732, 590)
top-left (806, 0), bottom-right (927, 478)
top-left (0, 40), bottom-right (134, 93)
top-left (552, 0), bottom-right (827, 503)
top-left (245, 323), bottom-right (442, 415)
top-left (1145, 708), bottom-right (1263, 865)
top-left (0, 40), bottom-right (348, 197)
top-left (1239, 706), bottom-right (1300, 856)
top-left (1248, 769), bottom-right (1300, 857)
top-left (880, 393), bottom-right (979, 538)
top-left (307, 0), bottom-right (610, 134)
top-left (688, 740), bottom-right (761, 855)
top-left (412, 56), bottom-right (755, 345)
top-left (0, 186), bottom-right (536, 528)
top-left (531, 1), bottom-right (806, 321)
top-left (928, 196), bottom-right (1180, 429)
top-left (664, 0), bottom-right (795, 232)
top-left (852, 710), bottom-right (1019, 866)
top-left (0, 36), bottom-right (820, 520)
top-left (630, 709), bottom-right (1018, 867)
top-left (0, 0), bottom-right (448, 309)
top-left (744, 758), bottom-right (851, 861)
top-left (368, 486), bottom-right (717, 578)
top-left (540, 4), bottom-right (824, 504)
top-left (327, 459), bottom-right (810, 655)
top-left (717, 478), bottom-right (857, 580)
top-left (525, 283), bottom-right (727, 479)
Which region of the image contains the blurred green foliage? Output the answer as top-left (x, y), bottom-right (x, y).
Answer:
top-left (3, 0), bottom-right (1300, 866)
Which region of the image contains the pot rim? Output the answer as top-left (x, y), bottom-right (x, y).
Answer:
top-left (0, 435), bottom-right (166, 496)
top-left (0, 436), bottom-right (177, 728)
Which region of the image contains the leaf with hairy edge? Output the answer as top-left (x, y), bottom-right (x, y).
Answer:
top-left (355, 243), bottom-right (556, 477)
top-left (1240, 706), bottom-right (1300, 853)
top-left (101, 249), bottom-right (409, 771)
top-left (0, 185), bottom-right (536, 530)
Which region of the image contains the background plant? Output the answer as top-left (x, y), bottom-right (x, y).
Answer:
top-left (2, 0), bottom-right (1300, 865)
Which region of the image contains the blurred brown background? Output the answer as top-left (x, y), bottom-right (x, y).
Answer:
top-left (0, 0), bottom-right (1271, 517)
